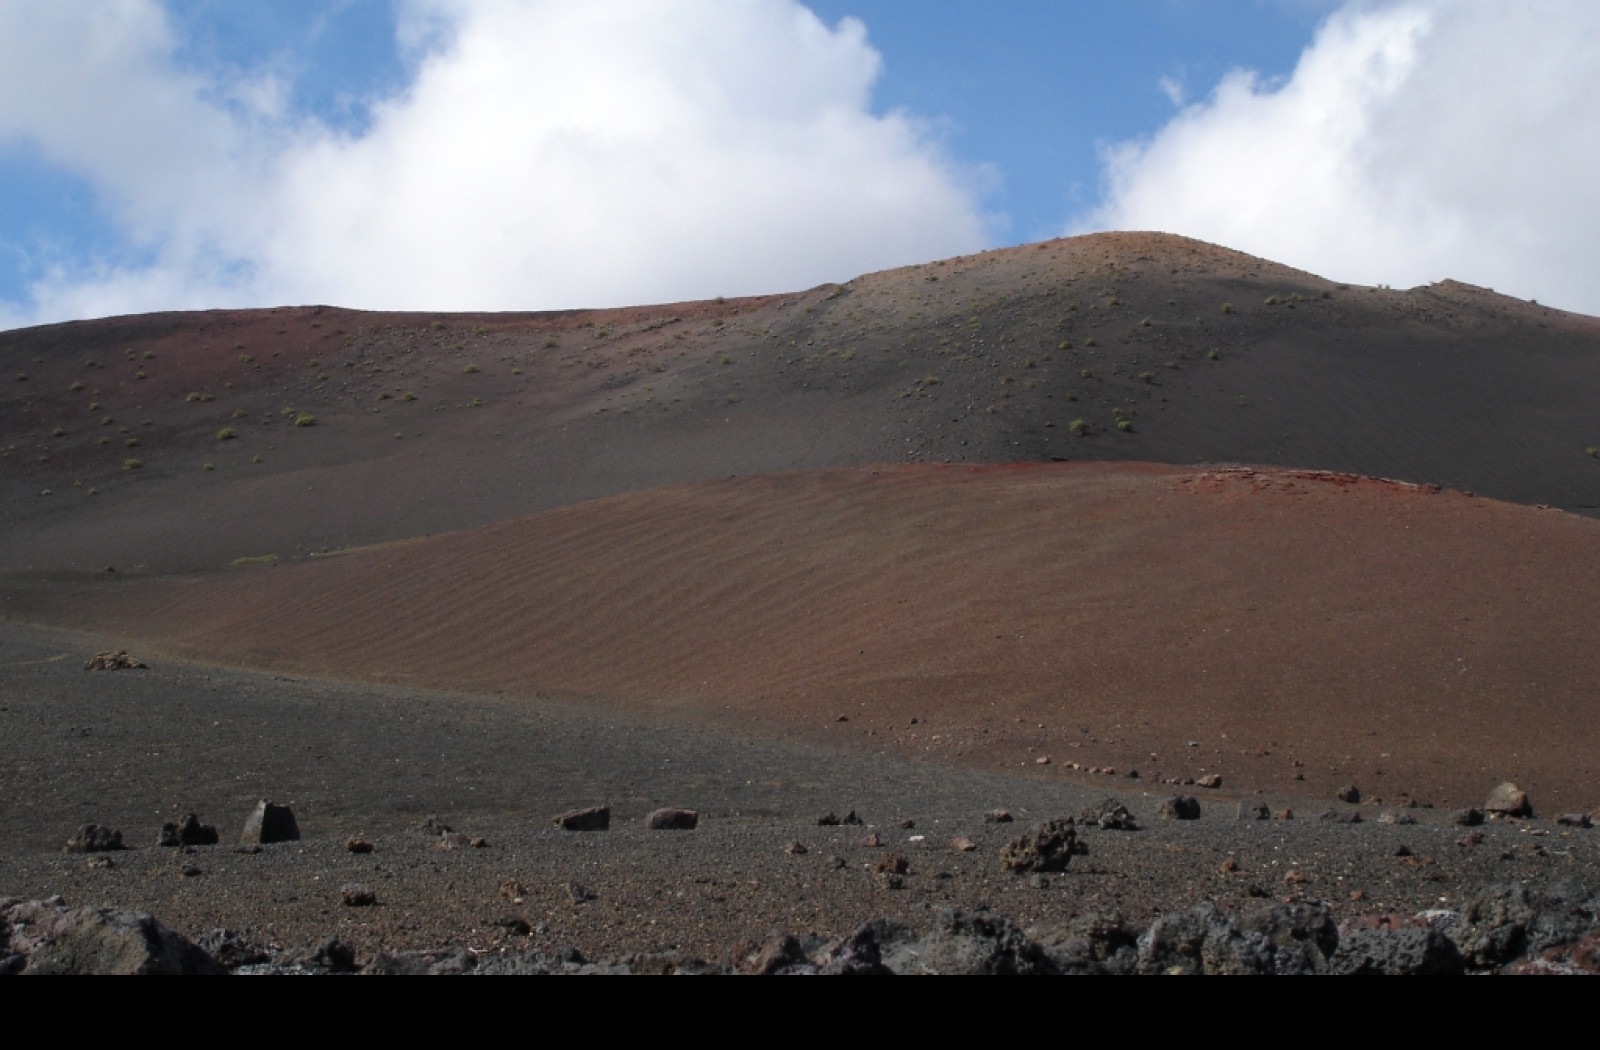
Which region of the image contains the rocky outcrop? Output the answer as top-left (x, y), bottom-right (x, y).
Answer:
top-left (0, 897), bottom-right (224, 975)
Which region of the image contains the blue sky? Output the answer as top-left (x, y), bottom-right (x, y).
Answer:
top-left (1, 1), bottom-right (1596, 326)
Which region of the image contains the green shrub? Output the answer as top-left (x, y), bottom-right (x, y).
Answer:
top-left (464, 363), bottom-right (479, 373)
top-left (1083, 337), bottom-right (1097, 347)
top-left (1220, 302), bottom-right (1234, 314)
top-left (1069, 419), bottom-right (1089, 436)
top-left (217, 428), bottom-right (236, 441)
top-left (123, 458), bottom-right (142, 470)
top-left (1207, 349), bottom-right (1221, 360)
top-left (1586, 446), bottom-right (1600, 458)
top-left (294, 413), bottom-right (316, 427)
top-left (1137, 371), bottom-right (1154, 383)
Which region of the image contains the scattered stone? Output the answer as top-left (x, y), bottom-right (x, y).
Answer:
top-left (157, 813), bottom-right (218, 847)
top-left (85, 856), bottom-right (115, 870)
top-left (1236, 802), bottom-right (1271, 821)
top-left (1459, 831), bottom-right (1485, 847)
top-left (555, 805), bottom-right (610, 831)
top-left (1079, 798), bottom-right (1139, 830)
top-left (179, 864), bottom-right (202, 878)
top-left (1000, 820), bottom-right (1077, 873)
top-left (1449, 807), bottom-right (1485, 826)
top-left (816, 810), bottom-right (863, 826)
top-left (860, 832), bottom-right (883, 848)
top-left (437, 832), bottom-right (471, 850)
top-left (233, 844), bottom-right (261, 855)
top-left (566, 882), bottom-right (596, 904)
top-left (470, 836), bottom-right (488, 848)
top-left (826, 855), bottom-right (846, 870)
top-left (1556, 813), bottom-right (1593, 828)
top-left (417, 815), bottom-right (453, 836)
top-left (899, 818), bottom-right (916, 829)
top-left (1196, 774), bottom-right (1222, 789)
top-left (951, 836), bottom-right (977, 852)
top-left (1156, 794), bottom-right (1201, 820)
top-left (1484, 782), bottom-right (1532, 818)
top-left (1335, 784), bottom-right (1362, 804)
top-left (1276, 808), bottom-right (1295, 820)
top-left (984, 809), bottom-right (1014, 823)
top-left (1320, 808), bottom-right (1362, 824)
top-left (63, 824), bottom-right (124, 853)
top-left (341, 883), bottom-right (376, 907)
top-left (239, 800), bottom-right (299, 844)
top-left (344, 836), bottom-right (375, 854)
top-left (1376, 810), bottom-right (1416, 825)
top-left (0, 898), bottom-right (224, 974)
top-left (499, 878), bottom-right (526, 902)
top-left (645, 807), bottom-right (699, 830)
top-left (783, 841), bottom-right (808, 855)
top-left (1219, 857), bottom-right (1241, 873)
top-left (83, 649), bottom-right (146, 671)
top-left (1283, 869), bottom-right (1310, 885)
top-left (874, 853), bottom-right (909, 876)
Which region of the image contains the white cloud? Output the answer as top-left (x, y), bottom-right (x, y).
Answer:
top-left (1083, 0), bottom-right (1600, 315)
top-left (0, 0), bottom-right (993, 323)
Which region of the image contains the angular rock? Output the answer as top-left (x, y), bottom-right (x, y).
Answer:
top-left (1079, 798), bottom-right (1139, 830)
top-left (1137, 902), bottom-right (1335, 975)
top-left (1335, 784), bottom-right (1362, 804)
top-left (239, 801), bottom-right (299, 844)
top-left (1447, 882), bottom-right (1600, 969)
top-left (194, 927), bottom-right (271, 969)
top-left (983, 809), bottom-right (1014, 823)
top-left (1511, 930), bottom-right (1600, 975)
top-left (1156, 794), bottom-right (1201, 820)
top-left (555, 805), bottom-right (610, 831)
top-left (157, 813), bottom-right (219, 847)
top-left (344, 836), bottom-right (375, 853)
top-left (875, 910), bottom-right (1056, 975)
top-left (1556, 813), bottom-right (1593, 828)
top-left (437, 832), bottom-right (471, 850)
top-left (874, 853), bottom-right (909, 876)
top-left (63, 824), bottom-right (124, 853)
top-left (1000, 819), bottom-right (1077, 873)
top-left (1449, 807), bottom-right (1485, 826)
top-left (1236, 802), bottom-right (1271, 821)
top-left (1329, 916), bottom-right (1465, 975)
top-left (1484, 782), bottom-right (1532, 818)
top-left (645, 807), bottom-right (699, 830)
top-left (1196, 774), bottom-right (1222, 789)
top-left (0, 898), bottom-right (224, 974)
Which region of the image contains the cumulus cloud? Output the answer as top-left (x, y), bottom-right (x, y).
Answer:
top-left (1084, 0), bottom-right (1600, 315)
top-left (0, 0), bottom-right (992, 324)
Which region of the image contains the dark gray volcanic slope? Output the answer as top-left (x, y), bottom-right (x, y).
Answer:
top-left (2, 231), bottom-right (1598, 572)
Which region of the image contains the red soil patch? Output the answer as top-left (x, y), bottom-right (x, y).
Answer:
top-left (42, 461), bottom-right (1600, 813)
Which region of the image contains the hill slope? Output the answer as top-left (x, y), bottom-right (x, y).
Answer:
top-left (3, 231), bottom-right (1598, 572)
top-left (23, 461), bottom-right (1600, 812)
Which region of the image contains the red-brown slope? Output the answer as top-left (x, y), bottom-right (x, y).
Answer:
top-left (35, 461), bottom-right (1600, 813)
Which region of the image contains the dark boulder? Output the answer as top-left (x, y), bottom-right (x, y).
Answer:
top-left (239, 801), bottom-right (299, 844)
